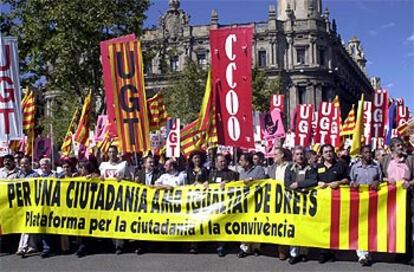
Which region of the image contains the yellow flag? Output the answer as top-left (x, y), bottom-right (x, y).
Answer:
top-left (350, 94), bottom-right (364, 156)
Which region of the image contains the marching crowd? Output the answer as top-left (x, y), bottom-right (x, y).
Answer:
top-left (0, 137), bottom-right (413, 267)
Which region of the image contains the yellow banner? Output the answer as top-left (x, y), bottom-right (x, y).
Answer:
top-left (0, 178), bottom-right (406, 253)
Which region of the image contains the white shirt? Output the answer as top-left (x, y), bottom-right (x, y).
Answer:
top-left (275, 162), bottom-right (289, 181)
top-left (155, 171), bottom-right (187, 187)
top-left (99, 160), bottom-right (128, 179)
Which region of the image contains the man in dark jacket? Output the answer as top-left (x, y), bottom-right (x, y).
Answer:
top-left (207, 154), bottom-right (238, 257)
top-left (134, 156), bottom-right (162, 186)
top-left (284, 146), bottom-right (317, 265)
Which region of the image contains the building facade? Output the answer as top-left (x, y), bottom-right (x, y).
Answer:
top-left (142, 0), bottom-right (376, 120)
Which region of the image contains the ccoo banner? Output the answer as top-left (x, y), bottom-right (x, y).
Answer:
top-left (0, 178), bottom-right (407, 253)
top-left (210, 26), bottom-right (255, 149)
top-left (100, 36), bottom-right (150, 153)
top-left (0, 36), bottom-right (23, 141)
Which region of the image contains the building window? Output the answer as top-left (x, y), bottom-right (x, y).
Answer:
top-left (258, 50), bottom-right (267, 67)
top-left (319, 49), bottom-right (326, 66)
top-left (298, 86), bottom-right (306, 104)
top-left (170, 56), bottom-right (179, 71)
top-left (197, 53), bottom-right (207, 68)
top-left (296, 48), bottom-right (306, 65)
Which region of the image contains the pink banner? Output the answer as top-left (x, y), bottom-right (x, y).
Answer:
top-left (210, 26), bottom-right (254, 149)
top-left (260, 109), bottom-right (285, 141)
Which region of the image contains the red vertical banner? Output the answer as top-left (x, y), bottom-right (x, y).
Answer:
top-left (100, 37), bottom-right (150, 153)
top-left (270, 94), bottom-right (284, 113)
top-left (371, 89), bottom-right (389, 148)
top-left (210, 26), bottom-right (254, 149)
top-left (363, 101), bottom-right (372, 145)
top-left (315, 102), bottom-right (335, 145)
top-left (294, 104), bottom-right (314, 147)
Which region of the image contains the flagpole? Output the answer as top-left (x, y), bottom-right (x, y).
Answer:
top-left (50, 123), bottom-right (54, 168)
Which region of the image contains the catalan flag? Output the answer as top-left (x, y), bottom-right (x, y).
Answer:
top-left (74, 91), bottom-right (92, 146)
top-left (328, 183), bottom-right (406, 253)
top-left (96, 131), bottom-right (112, 154)
top-left (61, 108), bottom-right (80, 156)
top-left (340, 104), bottom-right (356, 136)
top-left (147, 93), bottom-right (169, 131)
top-left (180, 70), bottom-right (218, 157)
top-left (22, 90), bottom-right (36, 132)
top-left (397, 116), bottom-right (414, 136)
top-left (350, 94), bottom-right (364, 156)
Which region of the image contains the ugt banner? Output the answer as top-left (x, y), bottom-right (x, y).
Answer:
top-left (0, 178), bottom-right (406, 253)
top-left (210, 26), bottom-right (254, 149)
top-left (100, 35), bottom-right (150, 153)
top-left (0, 36), bottom-right (23, 141)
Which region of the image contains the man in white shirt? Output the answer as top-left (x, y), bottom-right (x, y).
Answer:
top-left (99, 145), bottom-right (128, 181)
top-left (154, 159), bottom-right (186, 189)
top-left (98, 145), bottom-right (128, 254)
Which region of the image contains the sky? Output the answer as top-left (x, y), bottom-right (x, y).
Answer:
top-left (144, 0), bottom-right (414, 111)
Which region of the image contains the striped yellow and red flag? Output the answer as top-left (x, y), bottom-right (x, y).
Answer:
top-left (147, 93), bottom-right (169, 131)
top-left (96, 131), bottom-right (112, 154)
top-left (180, 70), bottom-right (218, 157)
top-left (180, 119), bottom-right (203, 157)
top-left (397, 116), bottom-right (414, 136)
top-left (74, 91), bottom-right (92, 146)
top-left (61, 108), bottom-right (80, 156)
top-left (107, 40), bottom-right (150, 153)
top-left (340, 104), bottom-right (356, 136)
top-left (24, 132), bottom-right (34, 157)
top-left (328, 183), bottom-right (406, 253)
top-left (22, 90), bottom-right (36, 132)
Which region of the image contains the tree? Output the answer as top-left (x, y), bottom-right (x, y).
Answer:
top-left (3, 0), bottom-right (150, 143)
top-left (163, 58), bottom-right (208, 124)
top-left (252, 68), bottom-right (283, 112)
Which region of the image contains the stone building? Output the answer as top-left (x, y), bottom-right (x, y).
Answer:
top-left (142, 0), bottom-right (375, 120)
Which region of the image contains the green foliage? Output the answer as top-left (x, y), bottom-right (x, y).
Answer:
top-left (252, 68), bottom-right (283, 112)
top-left (3, 0), bottom-right (150, 140)
top-left (163, 58), bottom-right (208, 124)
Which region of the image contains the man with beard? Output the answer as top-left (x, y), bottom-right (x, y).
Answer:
top-left (380, 137), bottom-right (414, 265)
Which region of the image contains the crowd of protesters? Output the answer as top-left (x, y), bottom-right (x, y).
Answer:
top-left (0, 137), bottom-right (413, 267)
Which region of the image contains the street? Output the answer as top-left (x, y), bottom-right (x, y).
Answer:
top-left (1, 243), bottom-right (413, 272)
